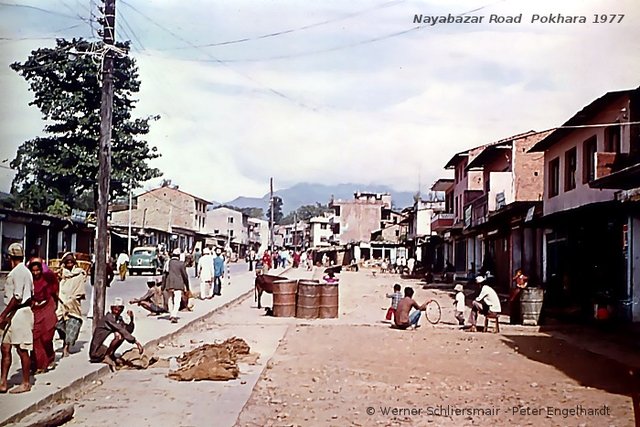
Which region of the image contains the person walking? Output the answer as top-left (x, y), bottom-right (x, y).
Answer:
top-left (28, 258), bottom-right (59, 373)
top-left (56, 252), bottom-right (86, 357)
top-left (192, 248), bottom-right (202, 278)
top-left (164, 249), bottom-right (189, 323)
top-left (0, 243), bottom-right (34, 393)
top-left (248, 248), bottom-right (256, 272)
top-left (197, 248), bottom-right (214, 300)
top-left (116, 251), bottom-right (129, 281)
top-left (213, 248), bottom-right (225, 297)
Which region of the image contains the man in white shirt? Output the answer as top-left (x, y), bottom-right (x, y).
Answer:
top-left (197, 248), bottom-right (215, 300)
top-left (0, 243), bottom-right (34, 393)
top-left (468, 275), bottom-right (501, 332)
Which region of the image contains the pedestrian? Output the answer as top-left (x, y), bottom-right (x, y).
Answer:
top-left (192, 247), bottom-right (202, 278)
top-left (262, 250), bottom-right (272, 273)
top-left (0, 243), bottom-right (34, 393)
top-left (89, 297), bottom-right (144, 371)
top-left (28, 258), bottom-right (59, 373)
top-left (467, 275), bottom-right (501, 332)
top-left (116, 251), bottom-right (129, 281)
top-left (509, 269), bottom-right (528, 324)
top-left (129, 280), bottom-right (168, 316)
top-left (213, 248), bottom-right (225, 297)
top-left (392, 287), bottom-right (431, 330)
top-left (164, 248), bottom-right (189, 323)
top-left (272, 250), bottom-right (279, 269)
top-left (385, 283), bottom-right (402, 321)
top-left (248, 248), bottom-right (256, 272)
top-left (56, 252), bottom-right (86, 357)
top-left (197, 247), bottom-right (214, 300)
top-left (453, 284), bottom-right (465, 326)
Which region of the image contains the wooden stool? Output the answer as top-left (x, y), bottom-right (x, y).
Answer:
top-left (483, 312), bottom-right (500, 333)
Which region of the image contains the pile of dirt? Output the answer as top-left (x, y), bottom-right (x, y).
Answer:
top-left (167, 337), bottom-right (250, 381)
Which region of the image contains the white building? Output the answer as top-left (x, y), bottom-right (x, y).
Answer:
top-left (204, 206), bottom-right (249, 256)
top-left (309, 216), bottom-right (333, 248)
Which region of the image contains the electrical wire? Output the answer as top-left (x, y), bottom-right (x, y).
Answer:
top-left (159, 0), bottom-right (405, 50)
top-left (0, 1), bottom-right (92, 22)
top-left (120, 0), bottom-right (317, 112)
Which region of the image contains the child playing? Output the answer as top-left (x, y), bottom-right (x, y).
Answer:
top-left (385, 283), bottom-right (402, 321)
top-left (454, 284), bottom-right (465, 326)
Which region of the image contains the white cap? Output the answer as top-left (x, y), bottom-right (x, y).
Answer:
top-left (172, 248), bottom-right (181, 256)
top-left (454, 284), bottom-right (464, 292)
top-left (476, 275), bottom-right (486, 284)
top-left (8, 243), bottom-right (24, 257)
top-left (112, 297), bottom-right (124, 307)
top-left (203, 247), bottom-right (211, 255)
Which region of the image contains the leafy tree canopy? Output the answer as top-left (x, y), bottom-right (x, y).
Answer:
top-left (9, 38), bottom-right (162, 212)
top-left (266, 196), bottom-right (284, 225)
top-left (280, 203), bottom-right (330, 225)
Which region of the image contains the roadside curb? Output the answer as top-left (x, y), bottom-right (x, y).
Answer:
top-left (2, 269), bottom-right (292, 427)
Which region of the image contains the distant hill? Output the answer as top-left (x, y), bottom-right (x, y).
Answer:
top-left (223, 182), bottom-right (415, 217)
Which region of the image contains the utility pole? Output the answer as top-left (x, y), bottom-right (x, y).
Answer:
top-left (93, 0), bottom-right (116, 329)
top-left (127, 177), bottom-right (132, 255)
top-left (294, 211), bottom-right (297, 252)
top-left (269, 178), bottom-right (274, 254)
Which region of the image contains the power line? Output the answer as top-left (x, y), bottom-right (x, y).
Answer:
top-left (159, 0), bottom-right (405, 50)
top-left (120, 0), bottom-right (318, 112)
top-left (0, 1), bottom-right (92, 22)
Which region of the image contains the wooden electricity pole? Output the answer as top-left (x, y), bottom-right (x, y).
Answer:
top-left (94, 0), bottom-right (116, 329)
top-left (269, 178), bottom-right (274, 254)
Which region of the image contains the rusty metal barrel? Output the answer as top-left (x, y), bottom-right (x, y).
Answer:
top-left (520, 287), bottom-right (544, 326)
top-left (272, 279), bottom-right (298, 317)
top-left (319, 282), bottom-right (339, 318)
top-left (296, 280), bottom-right (320, 319)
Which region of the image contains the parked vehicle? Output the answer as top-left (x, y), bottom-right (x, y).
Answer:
top-left (129, 246), bottom-right (161, 275)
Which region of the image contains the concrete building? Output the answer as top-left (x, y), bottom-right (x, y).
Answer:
top-left (110, 186), bottom-right (209, 252)
top-left (309, 216), bottom-right (333, 248)
top-left (430, 179), bottom-right (455, 273)
top-left (204, 206), bottom-right (250, 257)
top-left (248, 217), bottom-right (270, 255)
top-left (530, 88), bottom-right (640, 322)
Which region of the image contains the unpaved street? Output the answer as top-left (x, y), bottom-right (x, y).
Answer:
top-left (63, 270), bottom-right (635, 427)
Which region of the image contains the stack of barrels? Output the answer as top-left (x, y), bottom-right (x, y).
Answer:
top-left (272, 279), bottom-right (339, 319)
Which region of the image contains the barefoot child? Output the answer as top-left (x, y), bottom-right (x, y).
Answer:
top-left (385, 283), bottom-right (402, 321)
top-left (454, 284), bottom-right (465, 326)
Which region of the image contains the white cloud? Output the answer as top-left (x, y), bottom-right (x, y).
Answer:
top-left (1, 0), bottom-right (639, 203)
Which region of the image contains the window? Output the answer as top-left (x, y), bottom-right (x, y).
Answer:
top-left (564, 148), bottom-right (577, 191)
top-left (583, 136), bottom-right (597, 183)
top-left (228, 217), bottom-right (234, 224)
top-left (320, 224), bottom-right (327, 230)
top-left (229, 230), bottom-right (234, 237)
top-left (214, 229), bottom-right (219, 234)
top-left (549, 157), bottom-right (560, 197)
top-left (605, 125), bottom-right (620, 153)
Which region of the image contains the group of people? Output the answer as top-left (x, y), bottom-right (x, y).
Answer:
top-left (254, 248), bottom-right (311, 274)
top-left (384, 268), bottom-right (529, 332)
top-left (0, 244), bottom-right (144, 393)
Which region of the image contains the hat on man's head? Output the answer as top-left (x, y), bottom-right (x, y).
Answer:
top-left (112, 297), bottom-right (124, 307)
top-left (8, 243), bottom-right (24, 257)
top-left (172, 248), bottom-right (181, 256)
top-left (475, 275), bottom-right (486, 284)
top-left (202, 247), bottom-right (211, 255)
top-left (454, 284), bottom-right (464, 292)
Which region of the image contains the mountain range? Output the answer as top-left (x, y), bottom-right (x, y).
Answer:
top-left (222, 183), bottom-right (416, 216)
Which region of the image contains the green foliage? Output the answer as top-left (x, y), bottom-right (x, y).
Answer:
top-left (9, 38), bottom-right (162, 213)
top-left (46, 199), bottom-right (71, 216)
top-left (222, 205), bottom-right (264, 219)
top-left (266, 196), bottom-right (284, 225)
top-left (281, 203), bottom-right (330, 225)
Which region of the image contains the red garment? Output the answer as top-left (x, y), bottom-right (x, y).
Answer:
top-left (31, 271), bottom-right (59, 370)
top-left (262, 252), bottom-right (272, 269)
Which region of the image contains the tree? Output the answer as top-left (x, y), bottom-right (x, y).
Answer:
top-left (280, 203), bottom-right (330, 224)
top-left (9, 38), bottom-right (161, 213)
top-left (266, 196), bottom-right (284, 225)
top-left (222, 205), bottom-right (264, 219)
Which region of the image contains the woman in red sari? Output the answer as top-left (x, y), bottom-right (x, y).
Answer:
top-left (29, 258), bottom-right (59, 373)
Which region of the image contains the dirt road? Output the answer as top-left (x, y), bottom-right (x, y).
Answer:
top-left (61, 270), bottom-right (635, 427)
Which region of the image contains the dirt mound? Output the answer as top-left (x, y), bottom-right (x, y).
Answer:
top-left (167, 337), bottom-right (250, 381)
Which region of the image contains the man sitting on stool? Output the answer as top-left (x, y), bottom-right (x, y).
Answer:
top-left (89, 297), bottom-right (144, 370)
top-left (467, 275), bottom-right (501, 332)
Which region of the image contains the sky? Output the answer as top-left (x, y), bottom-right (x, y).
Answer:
top-left (1, 0), bottom-right (639, 202)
